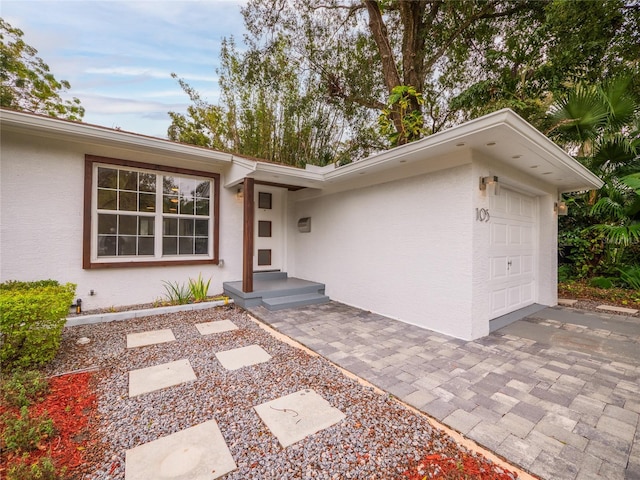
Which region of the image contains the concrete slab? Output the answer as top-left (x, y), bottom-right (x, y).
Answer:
top-left (195, 320), bottom-right (238, 335)
top-left (558, 299), bottom-right (578, 306)
top-left (129, 359), bottom-right (196, 397)
top-left (596, 305), bottom-right (638, 315)
top-left (215, 345), bottom-right (271, 371)
top-left (125, 419), bottom-right (236, 480)
top-left (127, 329), bottom-right (176, 348)
top-left (254, 389), bottom-right (345, 447)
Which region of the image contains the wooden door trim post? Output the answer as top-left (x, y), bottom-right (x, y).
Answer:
top-left (242, 177), bottom-right (255, 292)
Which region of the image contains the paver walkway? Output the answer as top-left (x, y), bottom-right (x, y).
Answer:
top-left (250, 302), bottom-right (640, 480)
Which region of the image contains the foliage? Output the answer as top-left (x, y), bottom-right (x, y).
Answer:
top-left (379, 85), bottom-right (426, 146)
top-left (0, 281), bottom-right (76, 371)
top-left (1, 370), bottom-right (49, 408)
top-left (558, 281), bottom-right (640, 309)
top-left (2, 406), bottom-right (56, 452)
top-left (169, 36), bottom-right (345, 167)
top-left (0, 19), bottom-right (84, 120)
top-left (7, 455), bottom-right (63, 480)
top-left (619, 265), bottom-right (640, 290)
top-left (589, 277), bottom-right (614, 289)
top-left (188, 274), bottom-right (211, 302)
top-left (161, 280), bottom-right (191, 305)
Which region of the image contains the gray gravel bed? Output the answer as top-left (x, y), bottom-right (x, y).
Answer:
top-left (46, 306), bottom-right (517, 479)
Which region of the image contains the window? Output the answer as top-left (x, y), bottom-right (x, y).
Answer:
top-left (84, 156), bottom-right (219, 268)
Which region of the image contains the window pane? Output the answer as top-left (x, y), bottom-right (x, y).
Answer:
top-left (195, 219), bottom-right (208, 236)
top-left (139, 173), bottom-right (156, 192)
top-left (163, 237), bottom-right (177, 255)
top-left (195, 238), bottom-right (208, 254)
top-left (119, 215), bottom-right (137, 235)
top-left (163, 218), bottom-right (178, 235)
top-left (258, 221), bottom-right (272, 237)
top-left (97, 189), bottom-right (117, 210)
top-left (163, 195), bottom-right (179, 213)
top-left (258, 249), bottom-right (272, 265)
top-left (138, 237), bottom-right (154, 255)
top-left (196, 181), bottom-right (210, 198)
top-left (97, 167), bottom-right (117, 188)
top-left (195, 199), bottom-right (209, 216)
top-left (179, 237), bottom-right (194, 255)
top-left (180, 197), bottom-right (194, 215)
top-left (97, 236), bottom-right (116, 256)
top-left (179, 219), bottom-right (194, 236)
top-left (139, 217), bottom-right (154, 236)
top-left (258, 192), bottom-right (272, 209)
top-left (163, 176), bottom-right (179, 195)
top-left (139, 193), bottom-right (155, 212)
top-left (119, 170), bottom-right (137, 191)
top-left (119, 191), bottom-right (137, 211)
top-left (118, 236), bottom-right (136, 255)
top-left (98, 214), bottom-right (117, 234)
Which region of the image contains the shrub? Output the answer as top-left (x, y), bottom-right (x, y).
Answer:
top-left (619, 265), bottom-right (640, 290)
top-left (188, 273), bottom-right (211, 302)
top-left (1, 370), bottom-right (50, 408)
top-left (589, 277), bottom-right (614, 289)
top-left (162, 280), bottom-right (191, 305)
top-left (2, 406), bottom-right (56, 452)
top-left (0, 281), bottom-right (76, 370)
top-left (7, 455), bottom-right (64, 480)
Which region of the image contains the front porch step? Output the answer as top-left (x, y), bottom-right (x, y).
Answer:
top-left (223, 272), bottom-right (329, 311)
top-left (262, 293), bottom-right (330, 311)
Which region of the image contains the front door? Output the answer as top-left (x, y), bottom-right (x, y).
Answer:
top-left (253, 185), bottom-right (285, 271)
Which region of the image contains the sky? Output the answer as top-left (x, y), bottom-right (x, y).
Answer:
top-left (2, 0), bottom-right (247, 138)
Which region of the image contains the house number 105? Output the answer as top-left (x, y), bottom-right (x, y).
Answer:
top-left (476, 208), bottom-right (490, 222)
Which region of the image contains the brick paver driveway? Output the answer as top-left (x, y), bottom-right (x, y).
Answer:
top-left (250, 302), bottom-right (640, 480)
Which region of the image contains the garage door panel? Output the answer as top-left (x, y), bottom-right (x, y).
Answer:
top-left (488, 187), bottom-right (537, 319)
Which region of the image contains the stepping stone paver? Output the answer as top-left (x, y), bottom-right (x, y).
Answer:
top-left (129, 359), bottom-right (196, 397)
top-left (215, 344), bottom-right (271, 370)
top-left (195, 320), bottom-right (238, 335)
top-left (596, 305), bottom-right (639, 315)
top-left (127, 329), bottom-right (175, 348)
top-left (558, 299), bottom-right (578, 306)
top-left (254, 389), bottom-right (345, 447)
top-left (125, 419), bottom-right (236, 480)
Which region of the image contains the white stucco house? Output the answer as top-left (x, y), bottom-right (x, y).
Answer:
top-left (0, 108), bottom-right (602, 339)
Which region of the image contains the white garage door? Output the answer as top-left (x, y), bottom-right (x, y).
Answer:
top-left (488, 188), bottom-right (536, 318)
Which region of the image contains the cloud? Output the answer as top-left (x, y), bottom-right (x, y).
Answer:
top-left (84, 67), bottom-right (217, 83)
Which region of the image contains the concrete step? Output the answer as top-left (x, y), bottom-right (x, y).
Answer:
top-left (262, 293), bottom-right (330, 311)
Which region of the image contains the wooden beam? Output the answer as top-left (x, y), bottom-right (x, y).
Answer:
top-left (242, 177), bottom-right (255, 293)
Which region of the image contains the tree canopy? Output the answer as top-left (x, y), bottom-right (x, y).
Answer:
top-left (0, 18), bottom-right (84, 121)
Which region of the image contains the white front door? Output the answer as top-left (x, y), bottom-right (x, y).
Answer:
top-left (254, 185), bottom-right (285, 271)
top-left (488, 188), bottom-right (537, 318)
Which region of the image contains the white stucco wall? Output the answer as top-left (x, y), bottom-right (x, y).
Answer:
top-left (289, 163), bottom-right (476, 340)
top-left (0, 131), bottom-right (244, 310)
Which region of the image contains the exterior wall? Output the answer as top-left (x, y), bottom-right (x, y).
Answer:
top-left (0, 131), bottom-right (244, 310)
top-left (471, 153), bottom-right (558, 338)
top-left (288, 164), bottom-right (476, 340)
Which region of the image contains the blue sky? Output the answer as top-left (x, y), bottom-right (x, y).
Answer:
top-left (2, 0), bottom-right (247, 137)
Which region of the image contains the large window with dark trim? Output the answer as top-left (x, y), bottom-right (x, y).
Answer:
top-left (84, 155), bottom-right (219, 269)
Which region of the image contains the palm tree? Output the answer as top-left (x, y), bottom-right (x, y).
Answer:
top-left (548, 76), bottom-right (640, 272)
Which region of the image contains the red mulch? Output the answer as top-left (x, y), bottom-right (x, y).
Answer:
top-left (403, 452), bottom-right (518, 479)
top-left (0, 372), bottom-right (97, 478)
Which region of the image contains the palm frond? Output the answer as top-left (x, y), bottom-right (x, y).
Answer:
top-left (590, 196), bottom-right (627, 221)
top-left (589, 222), bottom-right (640, 246)
top-left (548, 84), bottom-right (608, 144)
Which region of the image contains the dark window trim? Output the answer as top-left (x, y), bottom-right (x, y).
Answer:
top-left (83, 155), bottom-right (220, 269)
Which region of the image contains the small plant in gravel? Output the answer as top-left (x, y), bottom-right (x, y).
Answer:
top-left (1, 370), bottom-right (49, 408)
top-left (2, 406), bottom-right (56, 452)
top-left (188, 273), bottom-right (211, 302)
top-left (7, 454), bottom-right (64, 480)
top-left (161, 280), bottom-right (191, 305)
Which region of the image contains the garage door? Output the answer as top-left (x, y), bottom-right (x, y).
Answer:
top-left (488, 188), bottom-right (536, 318)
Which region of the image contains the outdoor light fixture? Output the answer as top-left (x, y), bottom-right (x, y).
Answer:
top-left (479, 176), bottom-right (500, 196)
top-left (555, 201), bottom-right (568, 216)
top-left (236, 186), bottom-right (244, 199)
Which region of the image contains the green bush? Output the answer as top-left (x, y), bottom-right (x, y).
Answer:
top-left (1, 370), bottom-right (50, 408)
top-left (619, 266), bottom-right (640, 290)
top-left (589, 277), bottom-right (614, 289)
top-left (188, 273), bottom-right (212, 302)
top-left (2, 406), bottom-right (56, 452)
top-left (7, 455), bottom-right (64, 480)
top-left (0, 281), bottom-right (76, 370)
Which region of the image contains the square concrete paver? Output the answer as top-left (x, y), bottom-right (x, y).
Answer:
top-left (129, 359), bottom-right (196, 397)
top-left (215, 345), bottom-right (271, 371)
top-left (125, 419), bottom-right (236, 480)
top-left (196, 320), bottom-right (238, 335)
top-left (127, 329), bottom-right (175, 348)
top-left (254, 389), bottom-right (346, 447)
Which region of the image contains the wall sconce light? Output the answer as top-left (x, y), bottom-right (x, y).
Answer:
top-left (479, 176), bottom-right (500, 196)
top-left (236, 186), bottom-right (244, 199)
top-left (555, 201), bottom-right (568, 216)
